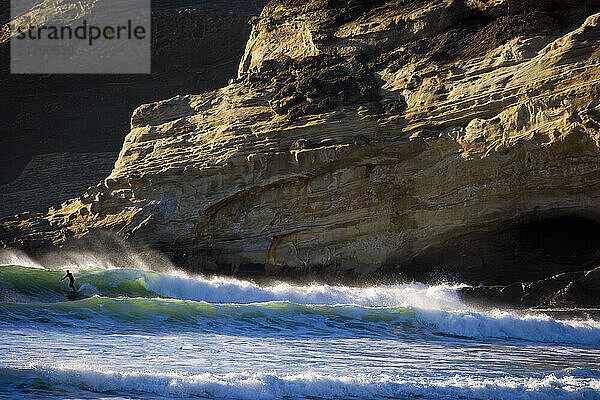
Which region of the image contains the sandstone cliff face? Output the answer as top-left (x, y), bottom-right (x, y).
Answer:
top-left (0, 0), bottom-right (267, 217)
top-left (3, 0), bottom-right (600, 285)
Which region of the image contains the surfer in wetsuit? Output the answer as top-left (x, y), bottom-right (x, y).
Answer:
top-left (60, 270), bottom-right (76, 292)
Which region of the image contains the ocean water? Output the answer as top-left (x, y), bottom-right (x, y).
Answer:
top-left (0, 264), bottom-right (599, 400)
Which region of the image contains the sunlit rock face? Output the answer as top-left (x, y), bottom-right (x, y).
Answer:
top-left (3, 0), bottom-right (600, 284)
top-left (0, 0), bottom-right (268, 217)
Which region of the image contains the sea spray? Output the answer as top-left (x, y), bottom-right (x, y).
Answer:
top-left (0, 265), bottom-right (467, 308)
top-left (1, 266), bottom-right (599, 345)
top-left (0, 250), bottom-right (44, 270)
top-left (1, 265), bottom-right (600, 399)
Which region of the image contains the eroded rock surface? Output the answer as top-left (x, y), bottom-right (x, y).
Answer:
top-left (0, 0), bottom-right (268, 216)
top-left (3, 0), bottom-right (600, 287)
top-left (459, 266), bottom-right (600, 308)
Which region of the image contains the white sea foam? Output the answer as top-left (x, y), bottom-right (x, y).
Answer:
top-left (110, 268), bottom-right (467, 310)
top-left (68, 268), bottom-right (600, 345)
top-left (32, 367), bottom-right (600, 400)
top-left (3, 266), bottom-right (599, 345)
top-left (76, 283), bottom-right (101, 297)
top-left (415, 308), bottom-right (600, 345)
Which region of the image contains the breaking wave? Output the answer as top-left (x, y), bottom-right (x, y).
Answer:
top-left (1, 265), bottom-right (599, 345)
top-left (1, 366), bottom-right (599, 400)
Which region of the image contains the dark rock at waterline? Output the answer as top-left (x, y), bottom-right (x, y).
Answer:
top-left (459, 267), bottom-right (600, 308)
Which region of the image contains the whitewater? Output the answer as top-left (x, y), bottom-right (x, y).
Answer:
top-left (0, 264), bottom-right (599, 399)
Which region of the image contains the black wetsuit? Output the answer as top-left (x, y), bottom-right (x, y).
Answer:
top-left (61, 272), bottom-right (76, 291)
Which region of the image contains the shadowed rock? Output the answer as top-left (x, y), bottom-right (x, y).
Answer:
top-left (459, 266), bottom-right (600, 308)
top-left (3, 0), bottom-right (600, 294)
top-left (0, 0), bottom-right (269, 216)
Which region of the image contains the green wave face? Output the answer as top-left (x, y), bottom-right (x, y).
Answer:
top-left (1, 266), bottom-right (599, 345)
top-left (0, 296), bottom-right (416, 337)
top-left (0, 265), bottom-right (157, 302)
top-left (0, 265), bottom-right (416, 337)
top-left (76, 269), bottom-right (157, 298)
top-left (0, 266), bottom-right (67, 302)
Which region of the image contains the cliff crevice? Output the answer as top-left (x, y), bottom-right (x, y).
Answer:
top-left (3, 0), bottom-right (600, 287)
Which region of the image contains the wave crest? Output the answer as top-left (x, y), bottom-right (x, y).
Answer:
top-left (4, 367), bottom-right (598, 400)
top-left (1, 266), bottom-right (599, 345)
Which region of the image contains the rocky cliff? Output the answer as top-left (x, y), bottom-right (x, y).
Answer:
top-left (0, 0), bottom-right (268, 217)
top-left (3, 0), bottom-right (600, 288)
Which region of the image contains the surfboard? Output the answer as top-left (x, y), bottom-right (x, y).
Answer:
top-left (66, 290), bottom-right (87, 301)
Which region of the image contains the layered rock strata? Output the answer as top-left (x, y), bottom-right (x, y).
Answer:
top-left (3, 0), bottom-right (600, 289)
top-left (0, 0), bottom-right (268, 216)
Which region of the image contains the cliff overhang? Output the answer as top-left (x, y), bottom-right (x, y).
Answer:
top-left (3, 0), bottom-right (600, 295)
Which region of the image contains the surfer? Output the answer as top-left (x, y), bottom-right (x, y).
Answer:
top-left (60, 270), bottom-right (76, 292)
